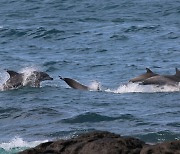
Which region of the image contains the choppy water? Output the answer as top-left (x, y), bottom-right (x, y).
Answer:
top-left (0, 0), bottom-right (180, 153)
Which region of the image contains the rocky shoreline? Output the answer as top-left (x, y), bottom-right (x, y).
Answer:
top-left (19, 131), bottom-right (180, 154)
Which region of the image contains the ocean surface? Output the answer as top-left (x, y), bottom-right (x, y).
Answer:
top-left (0, 0), bottom-right (180, 153)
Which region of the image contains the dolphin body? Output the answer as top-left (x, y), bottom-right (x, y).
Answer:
top-left (142, 68), bottom-right (180, 86)
top-left (3, 70), bottom-right (23, 90)
top-left (59, 76), bottom-right (101, 91)
top-left (59, 76), bottom-right (89, 90)
top-left (25, 71), bottom-right (53, 87)
top-left (163, 68), bottom-right (180, 82)
top-left (129, 68), bottom-right (158, 83)
top-left (3, 70), bottom-right (53, 90)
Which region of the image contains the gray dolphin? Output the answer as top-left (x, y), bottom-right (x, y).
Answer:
top-left (3, 70), bottom-right (23, 90)
top-left (59, 76), bottom-right (89, 90)
top-left (25, 71), bottom-right (53, 87)
top-left (142, 68), bottom-right (180, 86)
top-left (129, 68), bottom-right (158, 83)
top-left (163, 68), bottom-right (180, 82)
top-left (141, 76), bottom-right (178, 86)
top-left (3, 70), bottom-right (53, 90)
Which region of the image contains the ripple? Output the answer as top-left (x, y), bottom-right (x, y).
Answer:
top-left (111, 18), bottom-right (125, 23)
top-left (110, 34), bottom-right (129, 41)
top-left (0, 107), bottom-right (21, 119)
top-left (159, 32), bottom-right (180, 40)
top-left (167, 122), bottom-right (180, 128)
top-left (30, 27), bottom-right (65, 39)
top-left (0, 28), bottom-right (29, 38)
top-left (43, 61), bottom-right (60, 67)
top-left (136, 130), bottom-right (180, 143)
top-left (28, 107), bottom-right (60, 116)
top-left (123, 25), bottom-right (160, 33)
top-left (46, 128), bottom-right (96, 139)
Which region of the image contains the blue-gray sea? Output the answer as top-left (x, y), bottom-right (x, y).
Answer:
top-left (0, 0), bottom-right (180, 153)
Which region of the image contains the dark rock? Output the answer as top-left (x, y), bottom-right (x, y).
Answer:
top-left (19, 131), bottom-right (180, 154)
top-left (140, 140), bottom-right (180, 154)
top-left (19, 131), bottom-right (145, 154)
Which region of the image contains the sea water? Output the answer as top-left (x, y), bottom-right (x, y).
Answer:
top-left (0, 0), bottom-right (179, 153)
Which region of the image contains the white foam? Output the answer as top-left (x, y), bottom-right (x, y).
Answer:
top-left (20, 66), bottom-right (42, 87)
top-left (19, 66), bottom-right (40, 74)
top-left (0, 67), bottom-right (42, 91)
top-left (88, 81), bottom-right (101, 91)
top-left (0, 137), bottom-right (48, 151)
top-left (105, 82), bottom-right (180, 93)
top-left (0, 70), bottom-right (10, 91)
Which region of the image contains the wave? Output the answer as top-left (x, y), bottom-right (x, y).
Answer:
top-left (0, 137), bottom-right (48, 153)
top-left (0, 26), bottom-right (65, 40)
top-left (136, 130), bottom-right (180, 143)
top-left (61, 112), bottom-right (136, 124)
top-left (30, 27), bottom-right (65, 39)
top-left (123, 25), bottom-right (160, 33)
top-left (0, 27), bottom-right (28, 39)
top-left (105, 82), bottom-right (180, 93)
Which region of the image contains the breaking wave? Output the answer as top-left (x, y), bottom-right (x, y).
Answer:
top-left (105, 82), bottom-right (180, 93)
top-left (0, 137), bottom-right (48, 153)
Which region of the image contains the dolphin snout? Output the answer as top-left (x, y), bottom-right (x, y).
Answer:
top-left (49, 77), bottom-right (53, 80)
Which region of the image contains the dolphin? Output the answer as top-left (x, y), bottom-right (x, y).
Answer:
top-left (3, 70), bottom-right (23, 90)
top-left (129, 68), bottom-right (158, 83)
top-left (141, 68), bottom-right (180, 86)
top-left (3, 70), bottom-right (53, 90)
top-left (24, 71), bottom-right (53, 87)
top-left (141, 75), bottom-right (178, 86)
top-left (59, 76), bottom-right (89, 90)
top-left (163, 68), bottom-right (180, 82)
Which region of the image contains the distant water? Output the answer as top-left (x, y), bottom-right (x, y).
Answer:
top-left (0, 0), bottom-right (180, 153)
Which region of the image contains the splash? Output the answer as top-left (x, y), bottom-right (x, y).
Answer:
top-left (88, 81), bottom-right (101, 91)
top-left (0, 67), bottom-right (41, 91)
top-left (0, 70), bottom-right (9, 91)
top-left (105, 82), bottom-right (180, 93)
top-left (19, 66), bottom-right (39, 86)
top-left (0, 137), bottom-right (48, 152)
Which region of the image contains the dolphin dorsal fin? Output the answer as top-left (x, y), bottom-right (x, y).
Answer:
top-left (146, 68), bottom-right (153, 73)
top-left (6, 70), bottom-right (19, 77)
top-left (175, 68), bottom-right (180, 76)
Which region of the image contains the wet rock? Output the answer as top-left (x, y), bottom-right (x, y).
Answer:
top-left (19, 131), bottom-right (180, 154)
top-left (19, 131), bottom-right (145, 154)
top-left (141, 140), bottom-right (180, 154)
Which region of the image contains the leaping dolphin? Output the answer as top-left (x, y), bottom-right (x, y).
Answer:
top-left (141, 68), bottom-right (180, 86)
top-left (3, 70), bottom-right (53, 90)
top-left (59, 76), bottom-right (100, 91)
top-left (129, 68), bottom-right (158, 83)
top-left (141, 76), bottom-right (178, 86)
top-left (59, 76), bottom-right (89, 90)
top-left (25, 71), bottom-right (53, 87)
top-left (3, 70), bottom-right (23, 90)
